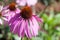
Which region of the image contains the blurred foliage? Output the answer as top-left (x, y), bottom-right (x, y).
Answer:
top-left (37, 7), bottom-right (60, 40)
top-left (38, 0), bottom-right (55, 5)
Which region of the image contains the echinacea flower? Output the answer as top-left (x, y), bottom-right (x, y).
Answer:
top-left (16, 0), bottom-right (37, 6)
top-left (0, 5), bottom-right (7, 25)
top-left (2, 2), bottom-right (20, 21)
top-left (9, 6), bottom-right (42, 38)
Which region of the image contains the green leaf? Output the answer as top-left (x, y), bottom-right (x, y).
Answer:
top-left (32, 37), bottom-right (43, 40)
top-left (42, 14), bottom-right (48, 22)
top-left (44, 23), bottom-right (48, 30)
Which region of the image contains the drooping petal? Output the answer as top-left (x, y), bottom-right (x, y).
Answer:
top-left (2, 5), bottom-right (9, 10)
top-left (10, 22), bottom-right (18, 33)
top-left (25, 20), bottom-right (32, 38)
top-left (0, 17), bottom-right (8, 26)
top-left (7, 11), bottom-right (16, 21)
top-left (2, 10), bottom-right (14, 21)
top-left (20, 29), bottom-right (25, 37)
top-left (29, 19), bottom-right (35, 36)
top-left (18, 20), bottom-right (26, 37)
top-left (9, 20), bottom-right (19, 34)
top-left (0, 18), bottom-right (3, 25)
top-left (2, 17), bottom-right (8, 21)
top-left (0, 5), bottom-right (3, 12)
top-left (8, 13), bottom-right (20, 25)
top-left (9, 17), bottom-right (22, 33)
top-left (33, 15), bottom-right (43, 23)
top-left (30, 16), bottom-right (39, 36)
top-left (2, 9), bottom-right (9, 16)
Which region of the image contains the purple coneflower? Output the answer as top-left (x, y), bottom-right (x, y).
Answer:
top-left (16, 0), bottom-right (37, 6)
top-left (9, 6), bottom-right (42, 38)
top-left (3, 2), bottom-right (20, 21)
top-left (0, 5), bottom-right (8, 25)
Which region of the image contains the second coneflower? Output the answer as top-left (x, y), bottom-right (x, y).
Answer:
top-left (2, 2), bottom-right (20, 21)
top-left (9, 6), bottom-right (42, 38)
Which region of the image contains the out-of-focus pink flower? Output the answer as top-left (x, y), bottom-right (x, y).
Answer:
top-left (2, 2), bottom-right (20, 21)
top-left (9, 6), bottom-right (42, 38)
top-left (16, 0), bottom-right (37, 6)
top-left (0, 5), bottom-right (8, 25)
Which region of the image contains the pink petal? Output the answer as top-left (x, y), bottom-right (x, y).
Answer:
top-left (16, 0), bottom-right (26, 6)
top-left (27, 0), bottom-right (37, 6)
top-left (16, 0), bottom-right (37, 6)
top-left (33, 15), bottom-right (43, 23)
top-left (18, 20), bottom-right (26, 37)
top-left (29, 19), bottom-right (35, 36)
top-left (15, 8), bottom-right (21, 13)
top-left (25, 20), bottom-right (32, 38)
top-left (9, 17), bottom-right (22, 34)
top-left (20, 29), bottom-right (25, 37)
top-left (2, 10), bottom-right (15, 21)
top-left (30, 16), bottom-right (39, 36)
top-left (2, 5), bottom-right (9, 10)
top-left (7, 11), bottom-right (16, 21)
top-left (0, 19), bottom-right (3, 25)
top-left (9, 14), bottom-right (20, 25)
